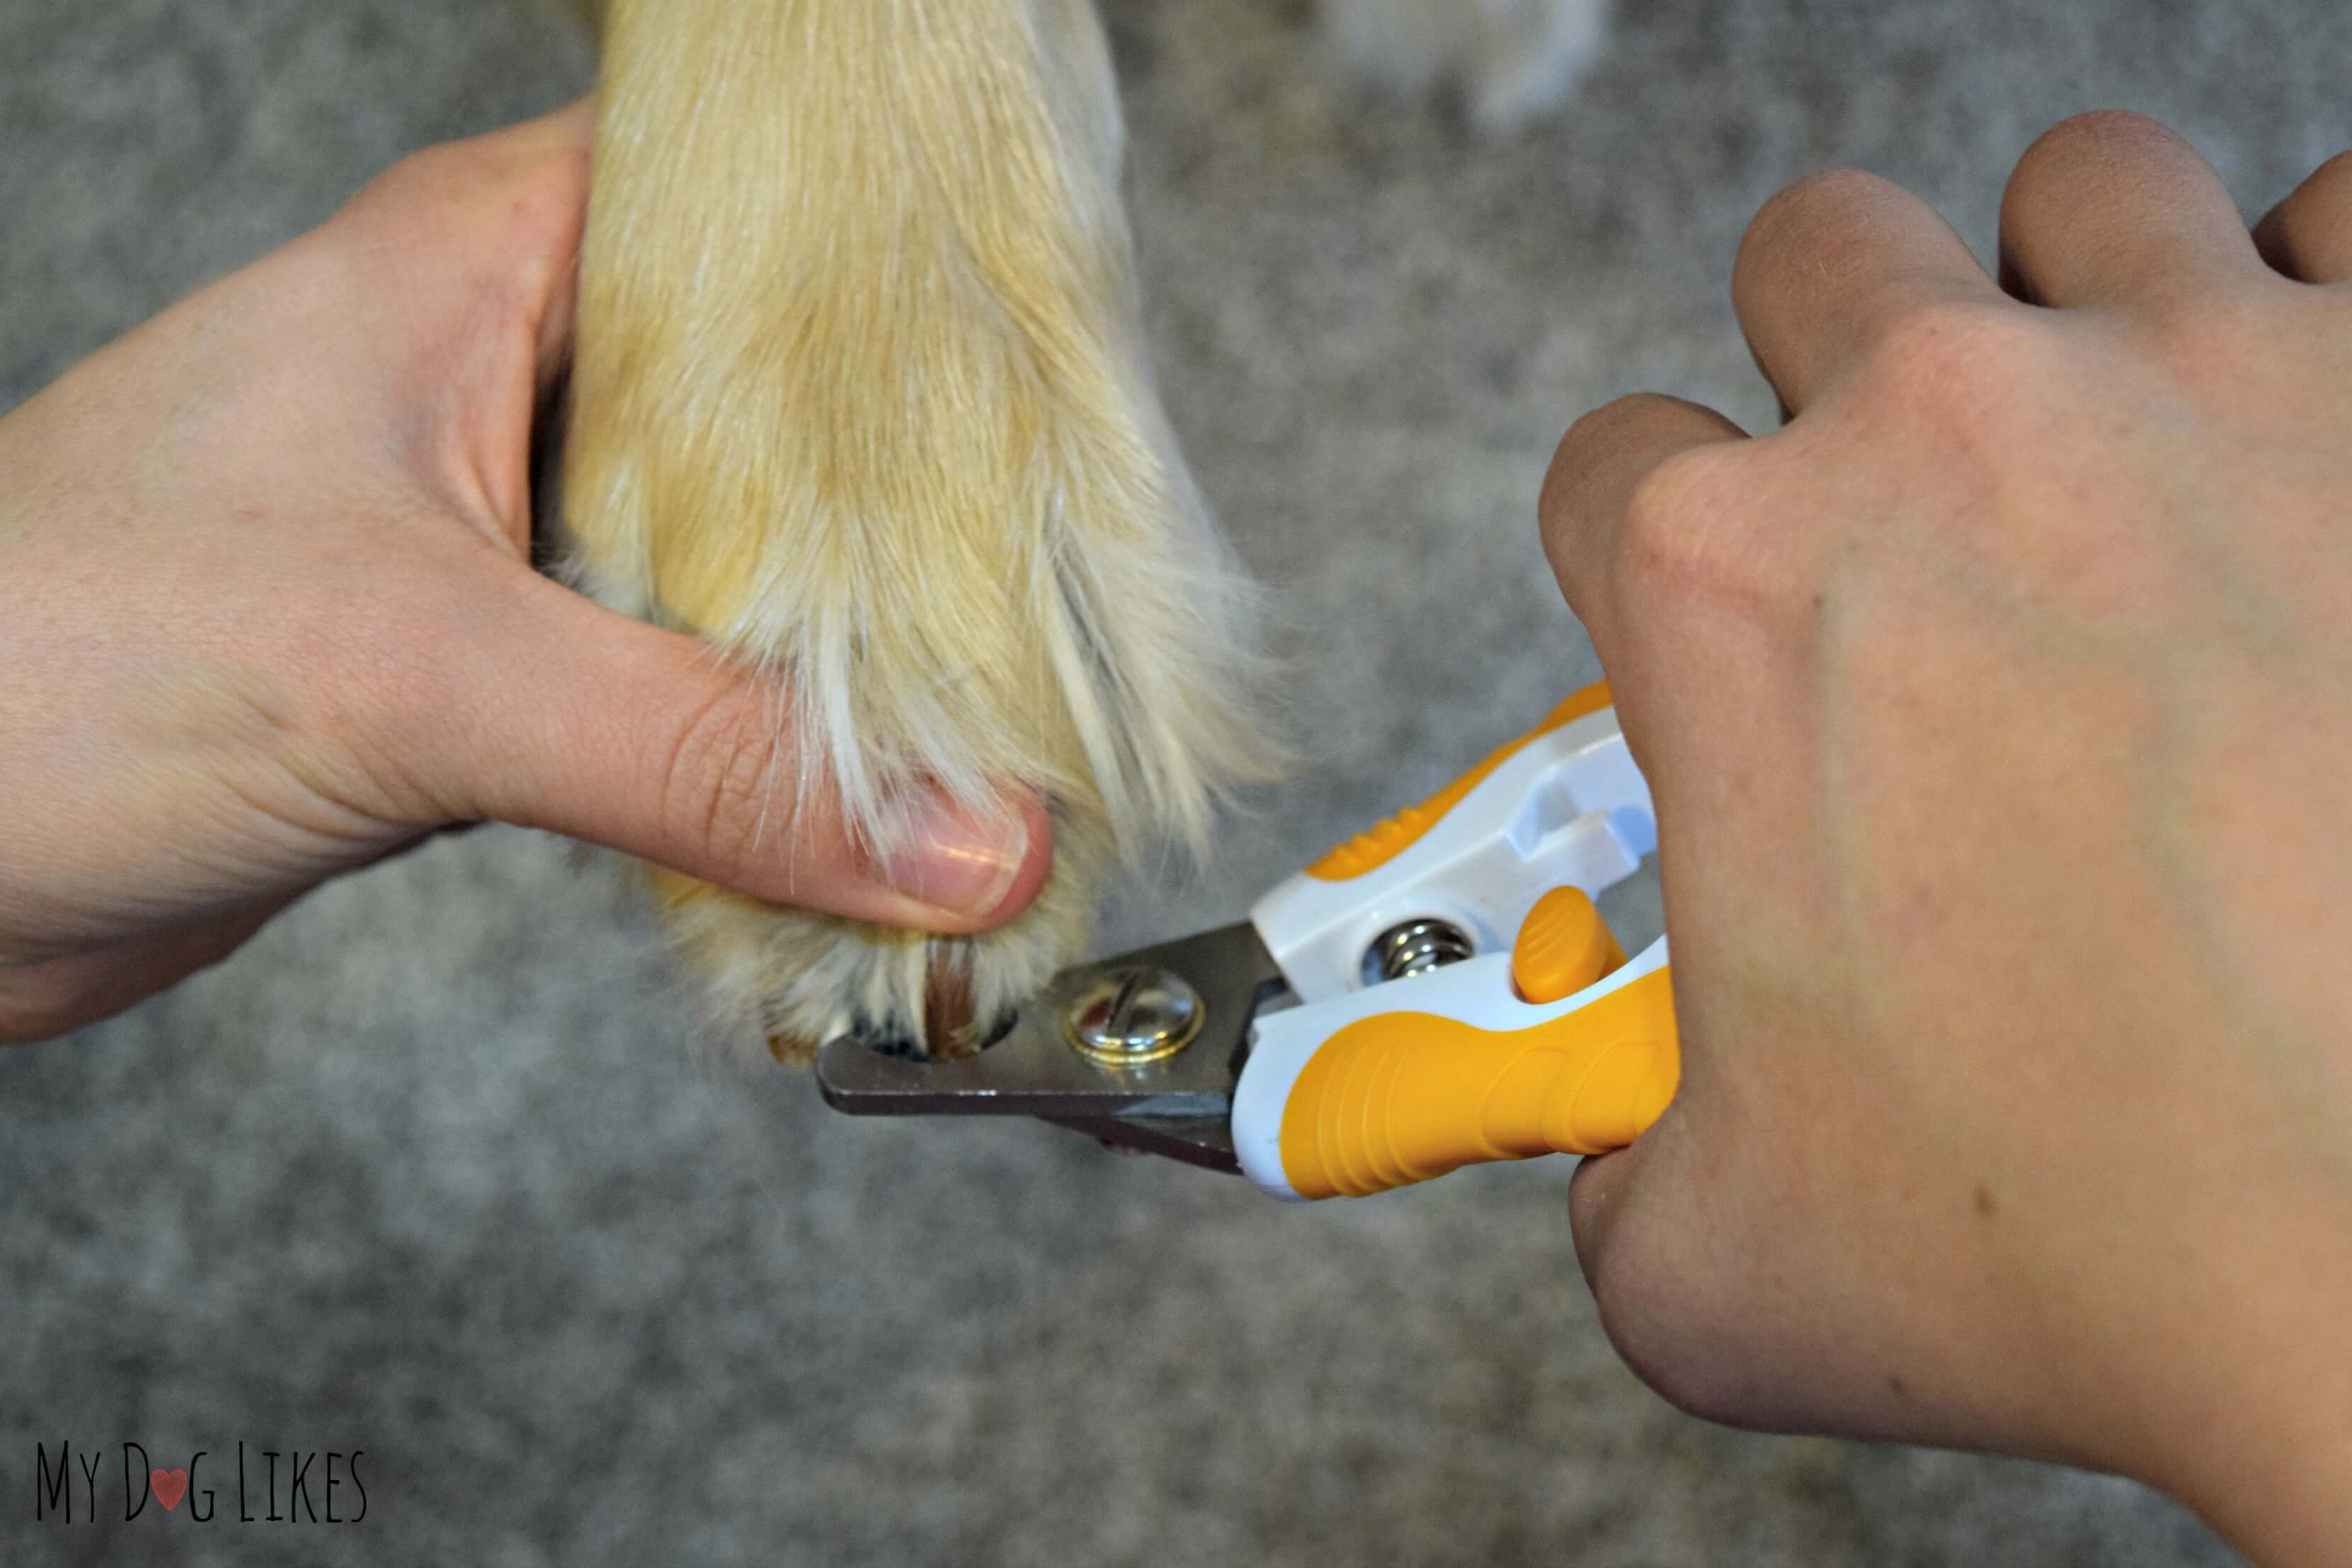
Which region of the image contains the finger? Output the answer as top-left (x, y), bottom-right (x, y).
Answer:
top-left (1731, 169), bottom-right (1998, 413)
top-left (1539, 393), bottom-right (1749, 667)
top-left (1999, 111), bottom-right (2268, 308)
top-left (2254, 150), bottom-right (2352, 284)
top-left (389, 566), bottom-right (1055, 935)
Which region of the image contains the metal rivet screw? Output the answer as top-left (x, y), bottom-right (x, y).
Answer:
top-left (1063, 967), bottom-right (1203, 1066)
top-left (1365, 919), bottom-right (1475, 984)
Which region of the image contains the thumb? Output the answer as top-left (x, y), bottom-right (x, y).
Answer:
top-left (394, 566), bottom-right (1053, 934)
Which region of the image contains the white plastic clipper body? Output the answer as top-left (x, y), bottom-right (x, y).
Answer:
top-left (1250, 702), bottom-right (1653, 1003)
top-left (1233, 698), bottom-right (1671, 1200)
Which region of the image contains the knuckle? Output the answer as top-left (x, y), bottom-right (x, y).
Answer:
top-left (2136, 289), bottom-right (2276, 369)
top-left (1737, 169), bottom-right (1904, 285)
top-left (2005, 113), bottom-right (2198, 233)
top-left (2015, 108), bottom-right (2178, 181)
top-left (1855, 297), bottom-right (2039, 405)
top-left (1615, 445), bottom-right (1769, 611)
top-left (1546, 393), bottom-right (1685, 532)
top-left (2274, 148), bottom-right (2352, 254)
top-left (1622, 445), bottom-right (1727, 545)
top-left (2308, 147), bottom-right (2352, 185)
top-left (1559, 391), bottom-right (1684, 454)
top-left (1762, 167), bottom-right (1896, 226)
top-left (1545, 393), bottom-right (1734, 589)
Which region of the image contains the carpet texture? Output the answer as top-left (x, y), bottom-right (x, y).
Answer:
top-left (6, 1), bottom-right (2340, 1562)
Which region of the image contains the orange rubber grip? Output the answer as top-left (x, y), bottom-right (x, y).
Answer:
top-left (1275, 963), bottom-right (1679, 1199)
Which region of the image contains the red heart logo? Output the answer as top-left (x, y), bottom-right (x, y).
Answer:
top-left (151, 1468), bottom-right (188, 1513)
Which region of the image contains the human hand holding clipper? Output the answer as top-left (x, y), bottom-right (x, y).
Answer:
top-left (827, 108), bottom-right (2352, 1567)
top-left (1543, 114), bottom-right (2352, 1566)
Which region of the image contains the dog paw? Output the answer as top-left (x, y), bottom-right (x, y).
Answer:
top-left (560, 0), bottom-right (1271, 1058)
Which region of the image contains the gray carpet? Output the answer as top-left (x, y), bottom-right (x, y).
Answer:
top-left (4, 0), bottom-right (2336, 1562)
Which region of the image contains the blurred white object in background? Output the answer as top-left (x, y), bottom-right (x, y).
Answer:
top-left (1323, 0), bottom-right (1611, 133)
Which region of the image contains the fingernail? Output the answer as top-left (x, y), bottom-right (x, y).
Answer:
top-left (885, 797), bottom-right (1028, 919)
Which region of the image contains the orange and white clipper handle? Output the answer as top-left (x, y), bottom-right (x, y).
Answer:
top-left (1236, 685), bottom-right (1678, 1200)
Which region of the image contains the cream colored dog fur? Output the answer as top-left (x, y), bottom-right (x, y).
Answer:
top-left (563, 0), bottom-right (1269, 1058)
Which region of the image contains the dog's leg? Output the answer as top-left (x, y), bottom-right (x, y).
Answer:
top-left (561, 0), bottom-right (1270, 1058)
